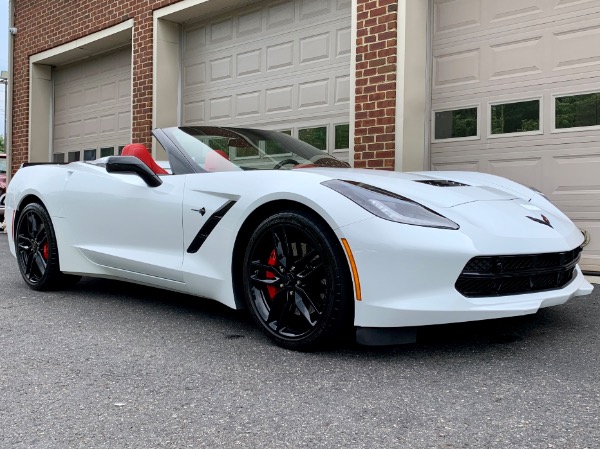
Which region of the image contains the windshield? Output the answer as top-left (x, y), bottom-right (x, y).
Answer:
top-left (0, 157), bottom-right (6, 174)
top-left (164, 127), bottom-right (350, 172)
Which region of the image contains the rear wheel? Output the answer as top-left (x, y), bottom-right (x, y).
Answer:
top-left (15, 203), bottom-right (80, 291)
top-left (242, 210), bottom-right (353, 350)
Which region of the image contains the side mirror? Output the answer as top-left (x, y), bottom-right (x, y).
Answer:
top-left (106, 156), bottom-right (163, 187)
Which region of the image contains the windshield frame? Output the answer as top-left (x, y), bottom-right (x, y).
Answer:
top-left (154, 126), bottom-right (349, 175)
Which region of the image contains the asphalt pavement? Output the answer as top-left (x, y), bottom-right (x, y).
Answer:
top-left (0, 234), bottom-right (598, 448)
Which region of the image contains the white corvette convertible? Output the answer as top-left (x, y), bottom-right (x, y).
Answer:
top-left (5, 127), bottom-right (594, 349)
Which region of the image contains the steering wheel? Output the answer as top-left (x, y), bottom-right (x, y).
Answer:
top-left (273, 158), bottom-right (300, 170)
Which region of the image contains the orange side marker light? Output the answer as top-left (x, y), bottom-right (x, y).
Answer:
top-left (341, 238), bottom-right (362, 301)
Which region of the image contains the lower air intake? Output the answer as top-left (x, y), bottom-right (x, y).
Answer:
top-left (455, 246), bottom-right (582, 297)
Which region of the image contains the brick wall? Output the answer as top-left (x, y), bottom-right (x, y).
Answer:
top-left (10, 0), bottom-right (398, 174)
top-left (10, 0), bottom-right (179, 174)
top-left (354, 0), bottom-right (397, 170)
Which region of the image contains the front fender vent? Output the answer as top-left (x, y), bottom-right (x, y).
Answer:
top-left (187, 200), bottom-right (237, 253)
top-left (415, 180), bottom-right (469, 187)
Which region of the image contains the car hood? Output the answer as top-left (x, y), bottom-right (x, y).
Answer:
top-left (299, 167), bottom-right (534, 208)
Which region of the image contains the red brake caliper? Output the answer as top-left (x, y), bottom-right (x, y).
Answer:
top-left (42, 242), bottom-right (49, 260)
top-left (266, 249), bottom-right (279, 300)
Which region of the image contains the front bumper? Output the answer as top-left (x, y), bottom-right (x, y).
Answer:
top-left (338, 216), bottom-right (594, 328)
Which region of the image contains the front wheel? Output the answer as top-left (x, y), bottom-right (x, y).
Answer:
top-left (15, 203), bottom-right (80, 291)
top-left (242, 210), bottom-right (353, 350)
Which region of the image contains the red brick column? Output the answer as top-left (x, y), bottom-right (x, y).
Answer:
top-left (354, 0), bottom-right (398, 170)
top-left (131, 10), bottom-right (155, 149)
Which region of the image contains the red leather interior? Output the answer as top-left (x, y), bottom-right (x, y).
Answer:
top-left (121, 143), bottom-right (168, 175)
top-left (205, 149), bottom-right (235, 172)
top-left (214, 150), bottom-right (229, 160)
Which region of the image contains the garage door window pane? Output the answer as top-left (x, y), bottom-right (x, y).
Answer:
top-left (335, 124), bottom-right (350, 150)
top-left (264, 142), bottom-right (286, 155)
top-left (101, 147), bottom-right (115, 157)
top-left (299, 127), bottom-right (327, 151)
top-left (264, 130), bottom-right (293, 155)
top-left (491, 100), bottom-right (540, 134)
top-left (229, 140), bottom-right (258, 159)
top-left (83, 149), bottom-right (97, 161)
top-left (555, 93), bottom-right (600, 129)
top-left (434, 108), bottom-right (477, 139)
top-left (53, 153), bottom-right (65, 163)
top-left (68, 151), bottom-right (80, 162)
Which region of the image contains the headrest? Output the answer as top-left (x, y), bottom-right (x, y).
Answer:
top-left (205, 149), bottom-right (237, 172)
top-left (121, 143), bottom-right (168, 175)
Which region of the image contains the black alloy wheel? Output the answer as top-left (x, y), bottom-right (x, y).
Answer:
top-left (15, 203), bottom-right (80, 290)
top-left (242, 210), bottom-right (352, 350)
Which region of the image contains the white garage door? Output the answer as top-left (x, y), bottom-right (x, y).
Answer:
top-left (53, 47), bottom-right (132, 162)
top-left (430, 0), bottom-right (600, 272)
top-left (181, 0), bottom-right (352, 161)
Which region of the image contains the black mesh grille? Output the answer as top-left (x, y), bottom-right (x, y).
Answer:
top-left (415, 180), bottom-right (469, 187)
top-left (456, 246), bottom-right (582, 297)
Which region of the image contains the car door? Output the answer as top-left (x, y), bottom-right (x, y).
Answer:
top-left (179, 173), bottom-right (241, 300)
top-left (62, 167), bottom-right (186, 282)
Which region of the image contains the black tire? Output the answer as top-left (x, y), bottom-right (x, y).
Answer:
top-left (15, 203), bottom-right (81, 291)
top-left (242, 210), bottom-right (353, 350)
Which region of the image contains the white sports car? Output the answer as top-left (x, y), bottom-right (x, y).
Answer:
top-left (5, 127), bottom-right (594, 350)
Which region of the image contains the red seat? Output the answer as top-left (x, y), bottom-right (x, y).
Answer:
top-left (205, 149), bottom-right (237, 172)
top-left (121, 143), bottom-right (168, 175)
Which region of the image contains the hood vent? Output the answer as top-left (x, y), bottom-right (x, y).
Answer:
top-left (415, 180), bottom-right (469, 187)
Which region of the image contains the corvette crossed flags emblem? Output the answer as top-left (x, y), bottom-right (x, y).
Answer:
top-left (526, 214), bottom-right (553, 228)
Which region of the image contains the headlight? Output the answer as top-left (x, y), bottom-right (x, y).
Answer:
top-left (322, 180), bottom-right (459, 230)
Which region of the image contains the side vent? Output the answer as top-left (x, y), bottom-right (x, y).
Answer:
top-left (415, 180), bottom-right (469, 187)
top-left (187, 200), bottom-right (237, 253)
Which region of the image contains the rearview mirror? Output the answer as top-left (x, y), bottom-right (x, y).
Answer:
top-left (106, 156), bottom-right (163, 187)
